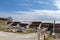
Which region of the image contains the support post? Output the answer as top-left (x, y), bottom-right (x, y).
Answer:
top-left (52, 20), bottom-right (55, 36)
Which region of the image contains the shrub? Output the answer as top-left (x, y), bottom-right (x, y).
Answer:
top-left (44, 36), bottom-right (51, 40)
top-left (24, 29), bottom-right (37, 34)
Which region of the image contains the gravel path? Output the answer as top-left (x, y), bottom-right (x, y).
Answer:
top-left (0, 31), bottom-right (38, 40)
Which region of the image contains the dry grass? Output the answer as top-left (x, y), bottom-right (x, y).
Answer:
top-left (3, 29), bottom-right (38, 34)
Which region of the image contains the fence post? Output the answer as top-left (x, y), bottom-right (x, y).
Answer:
top-left (38, 23), bottom-right (42, 40)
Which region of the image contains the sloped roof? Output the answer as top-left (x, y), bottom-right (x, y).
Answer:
top-left (11, 22), bottom-right (20, 26)
top-left (20, 23), bottom-right (28, 27)
top-left (7, 22), bottom-right (13, 24)
top-left (0, 18), bottom-right (7, 21)
top-left (29, 22), bottom-right (41, 27)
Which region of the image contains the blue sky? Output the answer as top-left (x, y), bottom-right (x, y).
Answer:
top-left (0, 0), bottom-right (60, 21)
top-left (0, 0), bottom-right (57, 11)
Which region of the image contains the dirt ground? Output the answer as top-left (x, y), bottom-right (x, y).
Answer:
top-left (0, 31), bottom-right (39, 40)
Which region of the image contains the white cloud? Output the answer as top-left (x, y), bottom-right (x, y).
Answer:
top-left (34, 1), bottom-right (49, 4)
top-left (54, 0), bottom-right (60, 9)
top-left (14, 10), bottom-right (60, 21)
top-left (33, 10), bottom-right (60, 19)
top-left (0, 10), bottom-right (60, 21)
top-left (37, 1), bottom-right (49, 4)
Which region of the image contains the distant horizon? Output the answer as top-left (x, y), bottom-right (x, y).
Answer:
top-left (1, 17), bottom-right (60, 24)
